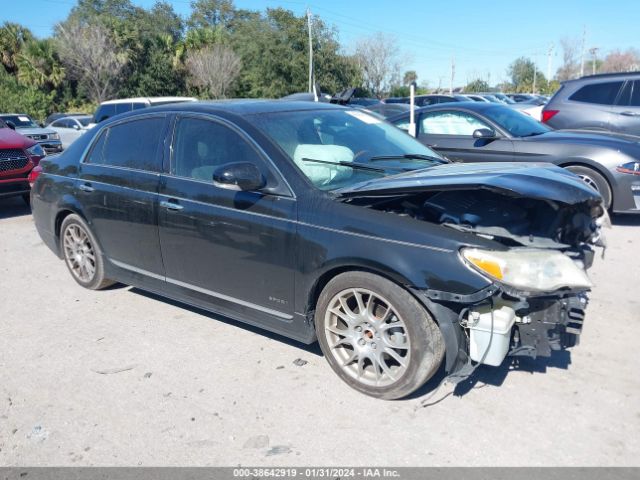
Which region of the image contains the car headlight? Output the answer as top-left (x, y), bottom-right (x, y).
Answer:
top-left (461, 248), bottom-right (592, 292)
top-left (26, 143), bottom-right (46, 158)
top-left (616, 161), bottom-right (640, 176)
top-left (48, 132), bottom-right (60, 140)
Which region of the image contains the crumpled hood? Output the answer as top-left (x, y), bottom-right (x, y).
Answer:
top-left (336, 162), bottom-right (602, 205)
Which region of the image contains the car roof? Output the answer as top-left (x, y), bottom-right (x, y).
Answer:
top-left (142, 99), bottom-right (348, 115)
top-left (99, 96), bottom-right (197, 105)
top-left (0, 113), bottom-right (33, 117)
top-left (564, 71), bottom-right (640, 83)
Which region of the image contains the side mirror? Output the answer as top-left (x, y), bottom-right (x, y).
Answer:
top-left (213, 162), bottom-right (266, 192)
top-left (6, 121), bottom-right (16, 130)
top-left (73, 124), bottom-right (81, 130)
top-left (472, 128), bottom-right (497, 139)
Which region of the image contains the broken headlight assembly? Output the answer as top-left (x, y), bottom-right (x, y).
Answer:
top-left (461, 247), bottom-right (593, 292)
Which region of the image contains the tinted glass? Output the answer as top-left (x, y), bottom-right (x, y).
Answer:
top-left (569, 81), bottom-right (623, 105)
top-left (131, 103), bottom-right (147, 111)
top-left (172, 117), bottom-right (264, 182)
top-left (85, 130), bottom-right (107, 164)
top-left (94, 104), bottom-right (117, 123)
top-left (0, 115), bottom-right (38, 128)
top-left (101, 117), bottom-right (165, 171)
top-left (421, 111), bottom-right (490, 135)
top-left (619, 81), bottom-right (640, 107)
top-left (51, 120), bottom-right (64, 128)
top-left (78, 117), bottom-right (92, 127)
top-left (631, 81), bottom-right (640, 107)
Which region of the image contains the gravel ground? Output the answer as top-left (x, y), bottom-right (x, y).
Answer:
top-left (1, 195), bottom-right (639, 466)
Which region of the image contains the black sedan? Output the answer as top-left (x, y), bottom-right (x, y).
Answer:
top-left (31, 101), bottom-right (605, 399)
top-left (388, 102), bottom-right (640, 212)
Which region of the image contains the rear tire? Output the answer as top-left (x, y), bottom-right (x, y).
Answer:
top-left (315, 271), bottom-right (444, 400)
top-left (60, 214), bottom-right (114, 290)
top-left (565, 165), bottom-right (612, 209)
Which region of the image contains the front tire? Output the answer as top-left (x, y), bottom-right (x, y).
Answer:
top-left (566, 165), bottom-right (612, 209)
top-left (60, 214), bottom-right (114, 290)
top-left (315, 271), bottom-right (444, 400)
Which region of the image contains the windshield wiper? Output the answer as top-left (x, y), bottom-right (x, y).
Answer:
top-left (369, 153), bottom-right (447, 164)
top-left (301, 157), bottom-right (388, 173)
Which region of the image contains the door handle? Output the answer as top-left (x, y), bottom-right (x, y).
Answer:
top-left (78, 183), bottom-right (94, 193)
top-left (620, 111), bottom-right (640, 116)
top-left (160, 199), bottom-right (184, 211)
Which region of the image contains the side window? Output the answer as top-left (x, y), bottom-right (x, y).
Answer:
top-left (631, 81), bottom-right (640, 107)
top-left (94, 104), bottom-right (117, 123)
top-left (131, 102), bottom-right (147, 111)
top-left (569, 81), bottom-right (623, 105)
top-left (620, 81), bottom-right (640, 107)
top-left (420, 111), bottom-right (490, 135)
top-left (85, 130), bottom-right (107, 164)
top-left (51, 120), bottom-right (64, 128)
top-left (172, 117), bottom-right (265, 182)
top-left (101, 117), bottom-right (165, 171)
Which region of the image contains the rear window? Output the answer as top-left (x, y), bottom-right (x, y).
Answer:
top-left (569, 81), bottom-right (623, 105)
top-left (86, 117), bottom-right (165, 172)
top-left (93, 102), bottom-right (149, 123)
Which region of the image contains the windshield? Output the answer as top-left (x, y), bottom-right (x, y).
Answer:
top-left (252, 109), bottom-right (445, 191)
top-left (483, 105), bottom-right (551, 137)
top-left (78, 117), bottom-right (92, 127)
top-left (1, 115), bottom-right (38, 129)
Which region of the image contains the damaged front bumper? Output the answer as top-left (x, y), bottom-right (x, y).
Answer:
top-left (414, 283), bottom-right (590, 383)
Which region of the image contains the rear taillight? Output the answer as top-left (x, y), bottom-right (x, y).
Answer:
top-left (28, 164), bottom-right (42, 187)
top-left (541, 109), bottom-right (559, 123)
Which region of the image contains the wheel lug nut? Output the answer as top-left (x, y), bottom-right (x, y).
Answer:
top-left (358, 338), bottom-right (365, 346)
top-left (371, 342), bottom-right (377, 349)
top-left (355, 326), bottom-right (362, 332)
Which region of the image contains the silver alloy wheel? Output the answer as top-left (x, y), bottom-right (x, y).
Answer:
top-left (63, 224), bottom-right (96, 283)
top-left (323, 288), bottom-right (410, 387)
top-left (578, 173), bottom-right (599, 192)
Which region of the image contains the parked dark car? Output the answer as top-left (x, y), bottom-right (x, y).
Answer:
top-left (542, 72), bottom-right (640, 136)
top-left (0, 118), bottom-right (46, 204)
top-left (389, 102), bottom-right (640, 212)
top-left (32, 101), bottom-right (605, 399)
top-left (384, 94), bottom-right (465, 107)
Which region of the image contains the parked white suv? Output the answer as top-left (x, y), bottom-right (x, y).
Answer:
top-left (90, 97), bottom-right (197, 126)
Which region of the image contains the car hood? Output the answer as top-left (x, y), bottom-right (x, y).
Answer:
top-left (16, 127), bottom-right (57, 136)
top-left (335, 161), bottom-right (601, 205)
top-left (0, 128), bottom-right (36, 149)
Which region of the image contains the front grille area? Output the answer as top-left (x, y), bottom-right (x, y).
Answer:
top-left (0, 149), bottom-right (29, 172)
top-left (27, 134), bottom-right (48, 141)
top-left (0, 148), bottom-right (26, 161)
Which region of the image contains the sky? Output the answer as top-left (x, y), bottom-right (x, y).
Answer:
top-left (3, 0), bottom-right (640, 88)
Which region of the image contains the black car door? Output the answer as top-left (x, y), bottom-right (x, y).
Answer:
top-left (157, 114), bottom-right (297, 328)
top-left (77, 114), bottom-right (167, 276)
top-left (416, 110), bottom-right (514, 162)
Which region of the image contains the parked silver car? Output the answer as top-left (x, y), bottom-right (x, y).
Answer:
top-left (46, 115), bottom-right (92, 149)
top-left (542, 72), bottom-right (640, 135)
top-left (0, 114), bottom-right (63, 154)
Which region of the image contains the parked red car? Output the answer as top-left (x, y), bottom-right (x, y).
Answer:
top-left (0, 118), bottom-right (46, 204)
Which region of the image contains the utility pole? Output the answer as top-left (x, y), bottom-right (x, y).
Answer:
top-left (546, 42), bottom-right (554, 80)
top-left (533, 61), bottom-right (537, 94)
top-left (580, 25), bottom-right (586, 77)
top-left (589, 47), bottom-right (599, 75)
top-left (449, 56), bottom-right (455, 95)
top-left (307, 8), bottom-right (314, 93)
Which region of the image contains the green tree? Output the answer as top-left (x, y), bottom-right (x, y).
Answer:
top-left (188, 0), bottom-right (236, 29)
top-left (464, 78), bottom-right (489, 93)
top-left (403, 70), bottom-right (417, 85)
top-left (0, 22), bottom-right (34, 74)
